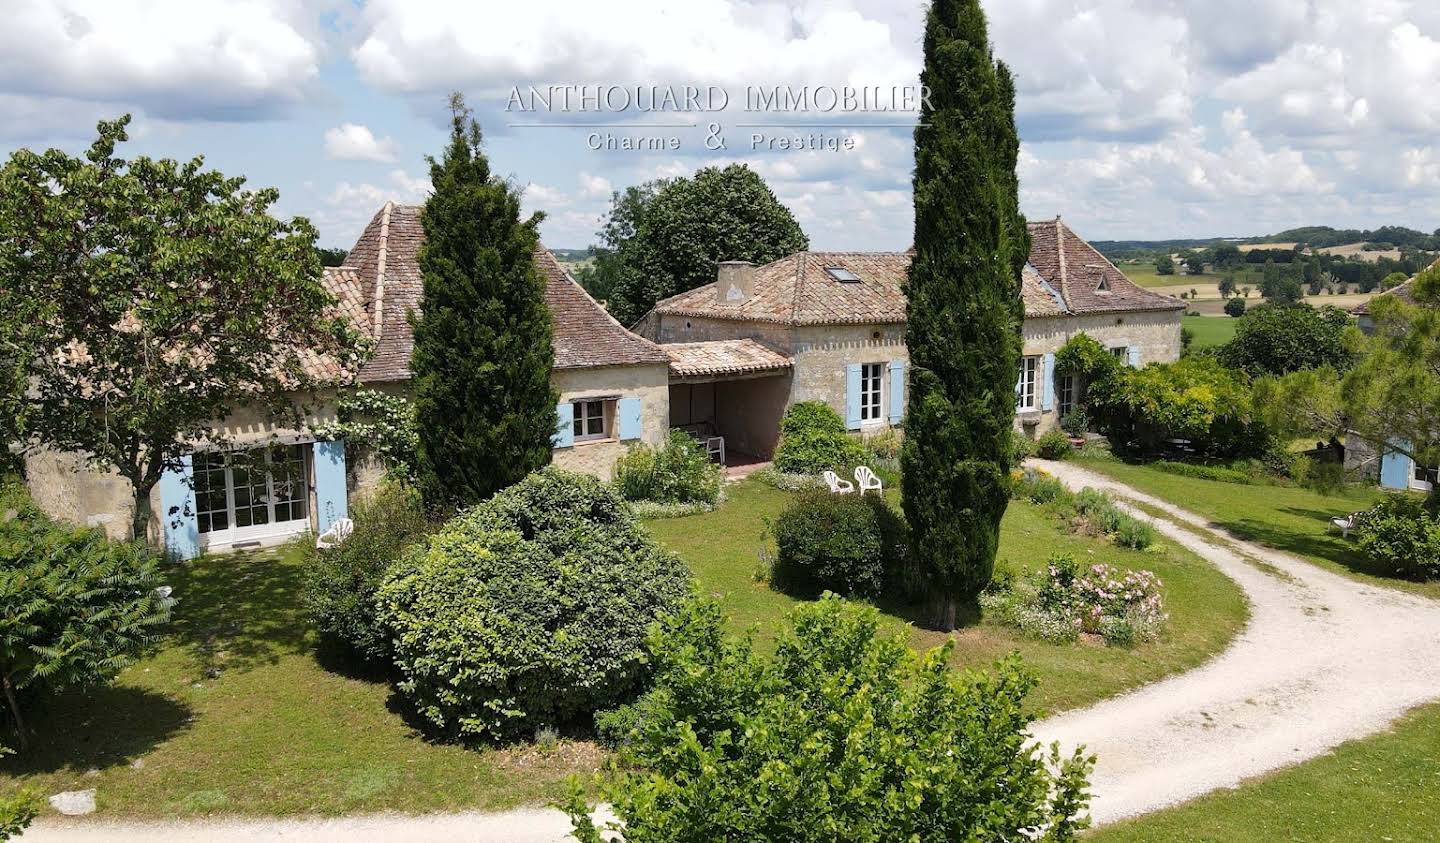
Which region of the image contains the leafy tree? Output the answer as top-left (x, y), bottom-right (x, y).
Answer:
top-left (0, 116), bottom-right (363, 542)
top-left (601, 166), bottom-right (808, 326)
top-left (1212, 243), bottom-right (1242, 269)
top-left (1242, 285), bottom-right (1252, 299)
top-left (1156, 253), bottom-right (1176, 276)
top-left (585, 181), bottom-right (664, 307)
top-left (1259, 258), bottom-right (1304, 303)
top-left (1217, 274), bottom-right (1238, 298)
top-left (568, 595), bottom-right (1093, 843)
top-left (1088, 357), bottom-right (1266, 458)
top-left (1382, 271), bottom-right (1410, 291)
top-left (1184, 253), bottom-right (1205, 275)
top-left (316, 247), bottom-right (349, 267)
top-left (1218, 304), bottom-right (1355, 377)
top-left (410, 95), bottom-right (558, 511)
top-left (1224, 297), bottom-right (1247, 317)
top-left (903, 0), bottom-right (1027, 630)
top-left (0, 482), bottom-right (173, 749)
top-left (1262, 264), bottom-right (1440, 477)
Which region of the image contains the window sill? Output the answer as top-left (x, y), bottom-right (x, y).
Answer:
top-left (1017, 410), bottom-right (1042, 425)
top-left (573, 436), bottom-right (618, 447)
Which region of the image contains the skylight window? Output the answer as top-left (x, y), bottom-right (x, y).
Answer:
top-left (825, 266), bottom-right (861, 283)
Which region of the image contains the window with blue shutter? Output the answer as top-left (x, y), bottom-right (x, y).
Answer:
top-left (845, 363), bottom-right (863, 430)
top-left (158, 456), bottom-right (200, 560)
top-left (618, 397), bottom-right (643, 441)
top-left (1042, 352), bottom-right (1056, 412)
top-left (1126, 346), bottom-right (1141, 368)
top-left (887, 360), bottom-right (906, 425)
top-left (553, 402), bottom-right (575, 448)
top-left (312, 440), bottom-right (348, 536)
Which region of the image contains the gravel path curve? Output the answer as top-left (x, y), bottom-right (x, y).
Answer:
top-left (23, 461), bottom-right (1440, 840)
top-left (1030, 458), bottom-right (1440, 826)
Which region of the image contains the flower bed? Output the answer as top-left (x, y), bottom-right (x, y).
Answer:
top-left (982, 553), bottom-right (1168, 647)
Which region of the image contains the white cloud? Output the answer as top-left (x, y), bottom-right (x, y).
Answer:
top-left (353, 0), bottom-right (916, 107)
top-left (578, 172), bottom-right (612, 199)
top-left (1403, 148), bottom-right (1440, 187)
top-left (0, 0), bottom-right (325, 120)
top-left (312, 169), bottom-right (432, 247)
top-left (324, 123), bottom-right (399, 162)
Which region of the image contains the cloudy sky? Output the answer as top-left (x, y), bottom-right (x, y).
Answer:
top-left (2, 0), bottom-right (1437, 252)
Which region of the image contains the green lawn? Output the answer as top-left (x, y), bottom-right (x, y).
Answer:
top-left (1, 548), bottom-right (599, 817)
top-left (1068, 454), bottom-right (1440, 599)
top-left (2, 477), bottom-right (1247, 817)
top-left (1092, 701), bottom-right (1440, 842)
top-left (649, 477), bottom-right (1247, 714)
top-left (1182, 314), bottom-right (1238, 349)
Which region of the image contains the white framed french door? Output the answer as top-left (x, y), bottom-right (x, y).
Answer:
top-left (193, 444), bottom-right (311, 549)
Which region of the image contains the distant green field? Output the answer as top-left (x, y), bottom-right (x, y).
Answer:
top-left (1182, 314), bottom-right (1237, 348)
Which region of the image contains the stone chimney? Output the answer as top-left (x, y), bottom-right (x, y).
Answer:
top-left (716, 261), bottom-right (756, 305)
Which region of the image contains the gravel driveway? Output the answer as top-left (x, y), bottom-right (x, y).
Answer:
top-left (1031, 458), bottom-right (1440, 825)
top-left (23, 460), bottom-right (1440, 839)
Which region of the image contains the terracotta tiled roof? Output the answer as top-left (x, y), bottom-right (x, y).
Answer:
top-left (535, 248), bottom-right (671, 369)
top-left (296, 266), bottom-right (369, 383)
top-left (648, 218), bottom-right (1181, 326)
top-left (1025, 217), bottom-right (1183, 315)
top-left (663, 339), bottom-right (793, 379)
top-left (346, 202), bottom-right (667, 382)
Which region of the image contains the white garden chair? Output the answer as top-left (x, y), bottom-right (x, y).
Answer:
top-left (823, 470), bottom-right (855, 495)
top-left (1330, 511), bottom-right (1361, 539)
top-left (854, 466), bottom-right (883, 496)
top-left (315, 517), bottom-right (355, 550)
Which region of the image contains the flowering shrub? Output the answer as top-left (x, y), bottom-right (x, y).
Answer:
top-left (982, 554), bottom-right (1167, 647)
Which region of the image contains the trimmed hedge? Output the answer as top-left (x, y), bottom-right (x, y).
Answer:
top-left (773, 491), bottom-right (907, 597)
top-left (377, 468), bottom-right (691, 742)
top-left (774, 401), bottom-right (866, 475)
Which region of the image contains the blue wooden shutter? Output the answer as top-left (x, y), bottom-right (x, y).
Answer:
top-left (158, 455), bottom-right (200, 560)
top-left (887, 360), bottom-right (906, 425)
top-left (553, 402), bottom-right (574, 448)
top-left (845, 363), bottom-right (863, 430)
top-left (313, 440), bottom-right (348, 535)
top-left (1126, 346), bottom-right (1141, 368)
top-left (618, 397), bottom-right (643, 441)
top-left (1042, 352), bottom-right (1056, 412)
top-left (1380, 441), bottom-right (1413, 490)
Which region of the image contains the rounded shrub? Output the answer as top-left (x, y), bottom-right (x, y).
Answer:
top-left (614, 431), bottom-right (723, 506)
top-left (1035, 429), bottom-right (1073, 460)
top-left (774, 401), bottom-right (866, 475)
top-left (376, 468), bottom-right (691, 742)
top-left (1354, 494), bottom-right (1440, 581)
top-left (302, 482), bottom-right (432, 663)
top-left (773, 490), bottom-right (906, 597)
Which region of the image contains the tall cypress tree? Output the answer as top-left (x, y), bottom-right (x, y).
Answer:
top-left (902, 0), bottom-right (1028, 630)
top-left (411, 94), bottom-right (557, 510)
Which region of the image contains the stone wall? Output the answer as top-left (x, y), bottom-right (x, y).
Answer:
top-left (791, 323), bottom-right (908, 435)
top-left (551, 362), bottom-right (670, 481)
top-left (637, 312), bottom-right (795, 351)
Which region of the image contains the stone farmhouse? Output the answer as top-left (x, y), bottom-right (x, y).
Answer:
top-left (23, 205), bottom-right (1181, 559)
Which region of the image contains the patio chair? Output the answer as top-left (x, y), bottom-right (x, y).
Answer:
top-left (315, 517), bottom-right (355, 550)
top-left (823, 470), bottom-right (855, 495)
top-left (854, 466), bottom-right (883, 496)
top-left (1330, 511), bottom-right (1362, 539)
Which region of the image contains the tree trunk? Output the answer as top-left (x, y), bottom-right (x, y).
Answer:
top-left (933, 595), bottom-right (957, 633)
top-left (131, 483), bottom-right (154, 546)
top-left (3, 674), bottom-right (26, 751)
